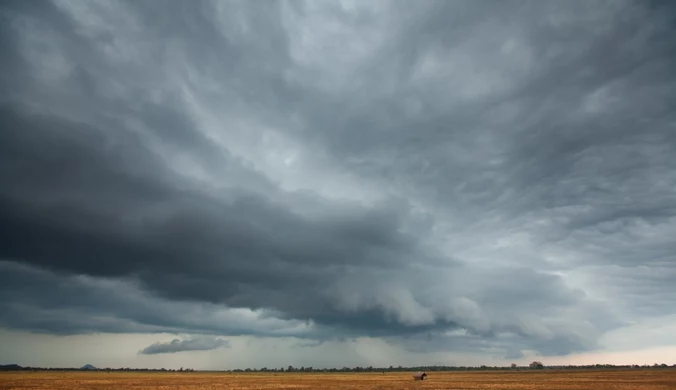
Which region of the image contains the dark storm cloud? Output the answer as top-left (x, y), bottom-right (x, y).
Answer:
top-left (0, 259), bottom-right (605, 356)
top-left (0, 103), bottom-right (451, 334)
top-left (0, 260), bottom-right (321, 338)
top-left (1, 0), bottom-right (675, 359)
top-left (139, 337), bottom-right (230, 355)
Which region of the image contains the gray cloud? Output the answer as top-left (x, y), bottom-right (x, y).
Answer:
top-left (0, 103), bottom-right (461, 336)
top-left (139, 337), bottom-right (230, 355)
top-left (1, 0), bottom-right (675, 361)
top-left (0, 260), bottom-right (321, 338)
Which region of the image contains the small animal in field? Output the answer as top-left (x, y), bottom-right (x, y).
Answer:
top-left (413, 371), bottom-right (427, 380)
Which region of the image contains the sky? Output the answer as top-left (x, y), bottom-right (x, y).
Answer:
top-left (1, 0), bottom-right (675, 370)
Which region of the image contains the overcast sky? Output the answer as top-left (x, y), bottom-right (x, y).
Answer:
top-left (1, 0), bottom-right (675, 370)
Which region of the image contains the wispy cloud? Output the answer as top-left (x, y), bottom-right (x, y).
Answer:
top-left (139, 336), bottom-right (230, 355)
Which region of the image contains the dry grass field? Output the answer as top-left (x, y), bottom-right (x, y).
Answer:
top-left (1, 369), bottom-right (675, 390)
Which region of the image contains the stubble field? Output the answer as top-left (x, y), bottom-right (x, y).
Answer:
top-left (1, 369), bottom-right (675, 390)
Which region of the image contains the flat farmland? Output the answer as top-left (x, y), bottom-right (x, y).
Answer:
top-left (1, 369), bottom-right (675, 389)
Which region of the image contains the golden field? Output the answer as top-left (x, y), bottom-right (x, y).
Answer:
top-left (1, 369), bottom-right (675, 390)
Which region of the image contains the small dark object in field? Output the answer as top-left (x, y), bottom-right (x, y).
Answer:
top-left (413, 371), bottom-right (427, 380)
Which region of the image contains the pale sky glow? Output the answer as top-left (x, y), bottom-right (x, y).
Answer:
top-left (1, 0), bottom-right (676, 369)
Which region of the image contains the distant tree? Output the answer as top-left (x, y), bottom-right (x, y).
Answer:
top-left (511, 363), bottom-right (517, 369)
top-left (530, 361), bottom-right (544, 369)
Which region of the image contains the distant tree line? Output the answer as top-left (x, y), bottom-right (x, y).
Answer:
top-left (2, 363), bottom-right (674, 373)
top-left (0, 365), bottom-right (195, 372)
top-left (226, 362), bottom-right (673, 373)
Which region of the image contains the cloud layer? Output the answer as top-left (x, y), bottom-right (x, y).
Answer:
top-left (1, 0), bottom-right (675, 362)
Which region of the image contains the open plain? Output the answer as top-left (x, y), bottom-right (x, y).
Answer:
top-left (1, 369), bottom-right (675, 390)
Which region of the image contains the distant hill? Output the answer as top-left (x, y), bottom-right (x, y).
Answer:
top-left (80, 364), bottom-right (98, 370)
top-left (0, 364), bottom-right (23, 371)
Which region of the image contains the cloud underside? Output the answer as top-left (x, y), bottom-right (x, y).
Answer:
top-left (1, 0), bottom-right (676, 358)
